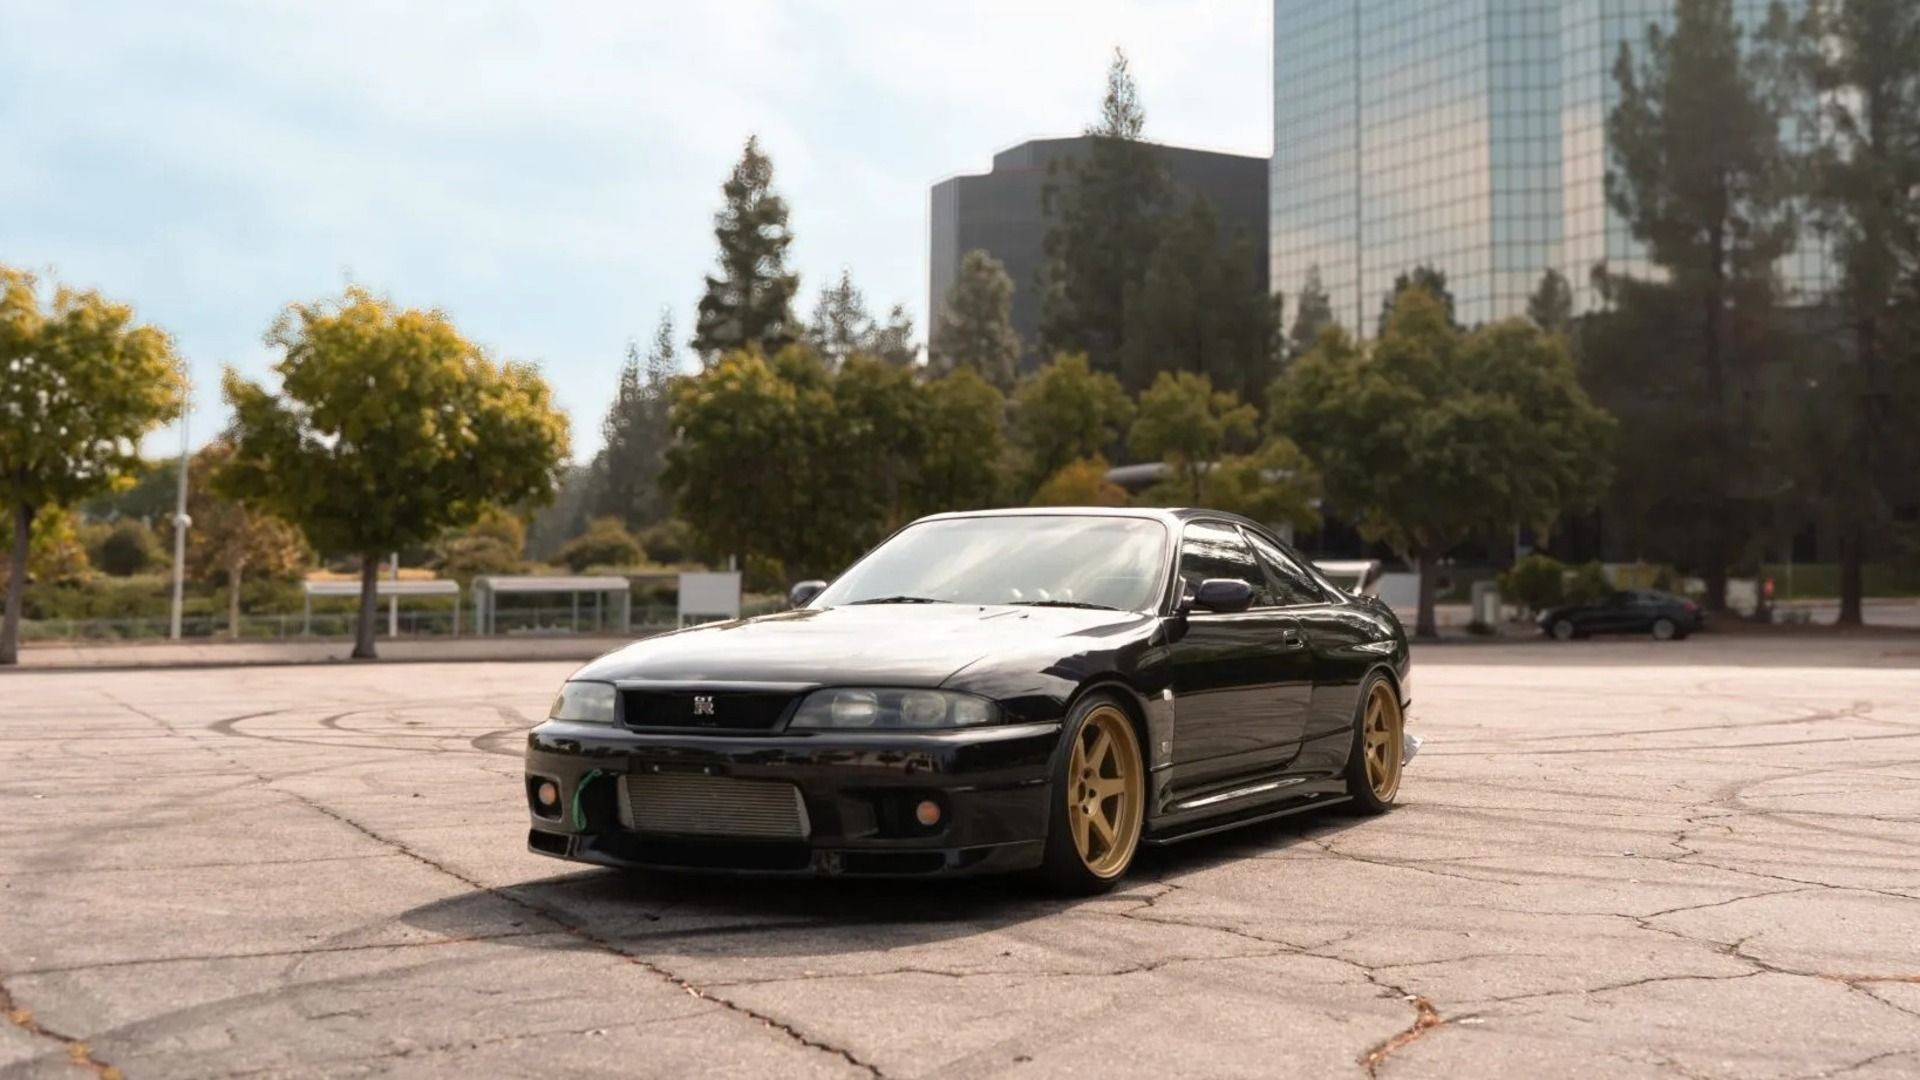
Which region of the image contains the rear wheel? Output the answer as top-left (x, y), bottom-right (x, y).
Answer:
top-left (1037, 694), bottom-right (1145, 894)
top-left (1343, 675), bottom-right (1404, 814)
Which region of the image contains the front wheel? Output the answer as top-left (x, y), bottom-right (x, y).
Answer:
top-left (1651, 617), bottom-right (1676, 641)
top-left (1036, 694), bottom-right (1146, 895)
top-left (1343, 674), bottom-right (1405, 814)
top-left (1550, 618), bottom-right (1576, 641)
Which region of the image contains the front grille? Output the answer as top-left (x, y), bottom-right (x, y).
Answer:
top-left (618, 774), bottom-right (811, 839)
top-left (622, 690), bottom-right (794, 732)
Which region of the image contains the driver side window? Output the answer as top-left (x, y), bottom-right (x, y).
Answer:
top-left (1177, 522), bottom-right (1275, 607)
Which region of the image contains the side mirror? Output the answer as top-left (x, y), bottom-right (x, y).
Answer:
top-left (788, 580), bottom-right (828, 609)
top-left (1187, 578), bottom-right (1255, 615)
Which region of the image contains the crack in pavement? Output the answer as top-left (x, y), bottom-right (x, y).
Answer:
top-left (1358, 993), bottom-right (1444, 1077)
top-left (0, 978), bottom-right (125, 1079)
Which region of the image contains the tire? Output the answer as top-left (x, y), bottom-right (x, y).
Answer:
top-left (1342, 673), bottom-right (1405, 815)
top-left (1036, 693), bottom-right (1147, 895)
top-left (1651, 617), bottom-right (1676, 641)
top-left (1551, 618), bottom-right (1576, 641)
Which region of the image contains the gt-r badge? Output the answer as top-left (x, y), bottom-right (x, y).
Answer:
top-left (692, 695), bottom-right (715, 717)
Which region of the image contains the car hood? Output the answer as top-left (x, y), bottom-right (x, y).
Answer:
top-left (571, 603), bottom-right (1154, 687)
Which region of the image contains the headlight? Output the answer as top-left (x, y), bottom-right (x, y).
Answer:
top-left (549, 681), bottom-right (616, 724)
top-left (790, 688), bottom-right (1000, 730)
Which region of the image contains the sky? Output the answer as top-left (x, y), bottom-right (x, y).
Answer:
top-left (0, 0), bottom-right (1271, 460)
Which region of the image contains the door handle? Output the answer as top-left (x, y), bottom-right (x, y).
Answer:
top-left (1281, 627), bottom-right (1306, 650)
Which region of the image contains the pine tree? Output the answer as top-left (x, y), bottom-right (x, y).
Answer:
top-left (692, 136), bottom-right (800, 361)
top-left (1038, 49), bottom-right (1172, 375)
top-left (1378, 264), bottom-right (1457, 333)
top-left (595, 310), bottom-right (679, 528)
top-left (806, 269), bottom-right (873, 369)
top-left (1120, 198), bottom-right (1276, 404)
top-left (1288, 265), bottom-right (1335, 359)
top-left (1528, 269), bottom-right (1575, 336)
top-left (931, 249), bottom-right (1021, 390)
top-left (865, 304), bottom-right (919, 367)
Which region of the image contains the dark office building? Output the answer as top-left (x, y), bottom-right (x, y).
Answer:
top-left (930, 137), bottom-right (1269, 368)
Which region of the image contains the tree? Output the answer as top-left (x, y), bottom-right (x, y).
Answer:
top-left (1010, 353), bottom-right (1135, 495)
top-left (95, 519), bottom-right (161, 576)
top-left (1039, 48), bottom-right (1172, 374)
top-left (833, 355), bottom-right (926, 541)
top-left (184, 441), bottom-right (309, 637)
top-left (432, 506), bottom-right (527, 580)
top-left (0, 267), bottom-right (186, 664)
top-left (1378, 264), bottom-right (1457, 333)
top-left (1031, 457), bottom-right (1128, 507)
top-left (594, 310), bottom-right (678, 529)
top-left (1606, 0), bottom-right (1795, 609)
top-left (1288, 265), bottom-right (1336, 359)
top-left (931, 250), bottom-right (1021, 390)
top-left (221, 287), bottom-right (569, 659)
top-left (911, 368), bottom-right (1008, 515)
top-left (1272, 290), bottom-right (1616, 637)
top-left (558, 516), bottom-right (644, 572)
top-left (692, 136), bottom-right (800, 361)
top-left (1127, 372), bottom-right (1257, 504)
top-left (1768, 0), bottom-right (1920, 625)
top-left (1528, 269), bottom-right (1575, 336)
top-left (865, 303), bottom-right (920, 367)
top-left (805, 270), bottom-right (872, 369)
top-left (1120, 198), bottom-right (1277, 402)
top-left (1194, 438), bottom-right (1323, 532)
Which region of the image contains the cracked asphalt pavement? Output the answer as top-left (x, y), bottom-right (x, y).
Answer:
top-left (3, 636), bottom-right (1918, 1078)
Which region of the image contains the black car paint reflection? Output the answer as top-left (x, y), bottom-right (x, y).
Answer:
top-left (523, 507), bottom-right (1412, 878)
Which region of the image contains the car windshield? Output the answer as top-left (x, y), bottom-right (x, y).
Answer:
top-left (811, 515), bottom-right (1169, 612)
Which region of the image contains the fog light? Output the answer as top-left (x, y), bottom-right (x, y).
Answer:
top-left (536, 780), bottom-right (560, 809)
top-left (915, 799), bottom-right (942, 827)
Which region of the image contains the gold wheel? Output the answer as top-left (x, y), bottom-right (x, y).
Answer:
top-left (1363, 682), bottom-right (1403, 801)
top-left (1065, 704), bottom-right (1144, 879)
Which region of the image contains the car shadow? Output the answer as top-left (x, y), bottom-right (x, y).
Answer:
top-left (397, 803), bottom-right (1367, 958)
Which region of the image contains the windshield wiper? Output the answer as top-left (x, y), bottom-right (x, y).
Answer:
top-left (1007, 600), bottom-right (1121, 611)
top-left (846, 595), bottom-right (949, 605)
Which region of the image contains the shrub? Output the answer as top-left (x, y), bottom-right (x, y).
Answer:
top-left (558, 517), bottom-right (645, 572)
top-left (1499, 554), bottom-right (1566, 614)
top-left (1565, 561), bottom-right (1612, 605)
top-left (96, 520), bottom-right (162, 576)
top-left (638, 519), bottom-right (696, 565)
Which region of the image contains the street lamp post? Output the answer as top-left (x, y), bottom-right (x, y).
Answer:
top-left (168, 404), bottom-right (191, 641)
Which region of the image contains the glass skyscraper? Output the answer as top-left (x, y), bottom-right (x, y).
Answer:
top-left (1271, 0), bottom-right (1829, 330)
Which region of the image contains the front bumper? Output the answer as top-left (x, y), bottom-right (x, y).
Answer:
top-left (524, 719), bottom-right (1062, 876)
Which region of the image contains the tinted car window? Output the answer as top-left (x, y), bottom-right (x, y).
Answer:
top-left (1177, 522), bottom-right (1274, 606)
top-left (1241, 528), bottom-right (1327, 607)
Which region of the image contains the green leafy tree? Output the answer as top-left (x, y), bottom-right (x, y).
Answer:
top-left (1378, 264), bottom-right (1457, 333)
top-left (182, 441), bottom-right (310, 637)
top-left (1127, 371), bottom-right (1257, 504)
top-left (558, 516), bottom-right (644, 572)
top-left (432, 505), bottom-right (527, 581)
top-left (0, 268), bottom-right (186, 664)
top-left (663, 347), bottom-right (856, 579)
top-left (221, 287), bottom-right (569, 659)
top-left (1193, 438), bottom-right (1323, 532)
top-left (1273, 290), bottom-right (1615, 637)
top-left (1288, 265), bottom-right (1336, 360)
top-left (594, 310), bottom-right (679, 529)
top-left (1031, 456), bottom-right (1128, 507)
top-left (805, 269), bottom-right (873, 369)
top-left (1606, 0), bottom-right (1795, 610)
top-left (1010, 353), bottom-right (1135, 495)
top-left (833, 355), bottom-right (926, 540)
top-left (931, 250), bottom-right (1021, 390)
top-left (0, 506), bottom-right (90, 593)
top-left (911, 367), bottom-right (1008, 515)
top-left (692, 136), bottom-right (800, 361)
top-left (1039, 48), bottom-right (1172, 375)
top-left (1768, 0), bottom-right (1920, 625)
top-left (1528, 269), bottom-right (1575, 336)
top-left (1121, 199), bottom-right (1276, 402)
top-left (95, 519), bottom-right (161, 576)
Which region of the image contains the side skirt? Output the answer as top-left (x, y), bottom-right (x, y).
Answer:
top-left (1142, 788), bottom-right (1351, 846)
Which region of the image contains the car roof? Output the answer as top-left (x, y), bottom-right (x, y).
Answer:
top-left (909, 506), bottom-right (1273, 531)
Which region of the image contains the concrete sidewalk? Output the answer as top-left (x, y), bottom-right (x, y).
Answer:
top-left (5, 633), bottom-right (644, 672)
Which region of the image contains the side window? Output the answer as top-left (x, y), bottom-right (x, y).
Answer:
top-left (1242, 528), bottom-right (1327, 606)
top-left (1177, 521), bottom-right (1274, 607)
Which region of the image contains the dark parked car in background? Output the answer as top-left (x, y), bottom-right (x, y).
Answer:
top-left (1540, 590), bottom-right (1703, 641)
top-left (525, 508), bottom-right (1415, 894)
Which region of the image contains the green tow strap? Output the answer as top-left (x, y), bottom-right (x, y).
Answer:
top-left (570, 769), bottom-right (605, 831)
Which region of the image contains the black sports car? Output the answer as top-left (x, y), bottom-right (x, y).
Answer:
top-left (1539, 589), bottom-right (1704, 641)
top-left (524, 508), bottom-right (1415, 893)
